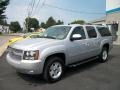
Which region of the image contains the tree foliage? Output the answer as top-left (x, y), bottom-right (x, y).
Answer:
top-left (70, 20), bottom-right (85, 25)
top-left (25, 17), bottom-right (39, 32)
top-left (0, 0), bottom-right (9, 25)
top-left (46, 17), bottom-right (56, 28)
top-left (40, 22), bottom-right (46, 28)
top-left (9, 21), bottom-right (21, 33)
top-left (40, 16), bottom-right (64, 28)
top-left (56, 20), bottom-right (64, 25)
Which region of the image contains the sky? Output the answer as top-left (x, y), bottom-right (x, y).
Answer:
top-left (5, 0), bottom-right (106, 26)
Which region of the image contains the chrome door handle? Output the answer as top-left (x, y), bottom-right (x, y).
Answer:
top-left (83, 43), bottom-right (89, 46)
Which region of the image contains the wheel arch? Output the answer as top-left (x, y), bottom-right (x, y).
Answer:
top-left (43, 53), bottom-right (66, 71)
top-left (102, 43), bottom-right (110, 52)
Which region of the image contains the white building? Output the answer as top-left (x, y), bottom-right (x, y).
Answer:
top-left (0, 25), bottom-right (10, 34)
top-left (106, 0), bottom-right (120, 44)
top-left (89, 0), bottom-right (120, 44)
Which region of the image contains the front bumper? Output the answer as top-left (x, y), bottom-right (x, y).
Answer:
top-left (6, 53), bottom-right (44, 74)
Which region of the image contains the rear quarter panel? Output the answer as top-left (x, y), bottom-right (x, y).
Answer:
top-left (99, 36), bottom-right (113, 52)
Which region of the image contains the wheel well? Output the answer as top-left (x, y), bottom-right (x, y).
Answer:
top-left (103, 43), bottom-right (109, 51)
top-left (44, 53), bottom-right (66, 65)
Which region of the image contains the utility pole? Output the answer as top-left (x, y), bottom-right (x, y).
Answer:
top-left (26, 0), bottom-right (35, 33)
top-left (26, 11), bottom-right (31, 33)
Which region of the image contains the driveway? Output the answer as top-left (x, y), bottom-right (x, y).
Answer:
top-left (0, 46), bottom-right (120, 90)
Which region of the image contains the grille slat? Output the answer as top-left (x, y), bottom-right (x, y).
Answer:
top-left (8, 47), bottom-right (23, 60)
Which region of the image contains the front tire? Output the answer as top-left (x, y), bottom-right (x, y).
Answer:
top-left (98, 47), bottom-right (108, 62)
top-left (43, 57), bottom-right (64, 83)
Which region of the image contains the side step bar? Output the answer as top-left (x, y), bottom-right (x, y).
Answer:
top-left (68, 56), bottom-right (98, 68)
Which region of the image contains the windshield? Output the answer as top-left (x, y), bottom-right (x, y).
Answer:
top-left (40, 26), bottom-right (71, 40)
top-left (23, 33), bottom-right (43, 38)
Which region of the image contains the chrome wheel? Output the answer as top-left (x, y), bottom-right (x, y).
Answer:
top-left (102, 50), bottom-right (108, 61)
top-left (49, 62), bottom-right (62, 79)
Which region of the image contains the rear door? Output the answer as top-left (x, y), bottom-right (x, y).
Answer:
top-left (85, 26), bottom-right (100, 57)
top-left (96, 26), bottom-right (113, 50)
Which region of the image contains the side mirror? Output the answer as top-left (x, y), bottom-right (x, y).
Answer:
top-left (71, 34), bottom-right (82, 41)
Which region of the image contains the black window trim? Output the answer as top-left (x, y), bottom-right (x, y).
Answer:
top-left (70, 26), bottom-right (86, 40)
top-left (97, 26), bottom-right (112, 37)
top-left (86, 26), bottom-right (97, 38)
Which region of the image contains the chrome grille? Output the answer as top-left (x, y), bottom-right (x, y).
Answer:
top-left (8, 47), bottom-right (23, 60)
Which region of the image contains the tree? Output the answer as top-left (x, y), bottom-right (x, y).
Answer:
top-left (25, 17), bottom-right (39, 32)
top-left (40, 17), bottom-right (64, 29)
top-left (9, 21), bottom-right (22, 33)
top-left (0, 0), bottom-right (9, 25)
top-left (70, 20), bottom-right (85, 25)
top-left (0, 19), bottom-right (8, 25)
top-left (40, 22), bottom-right (46, 28)
top-left (46, 17), bottom-right (56, 28)
top-left (56, 20), bottom-right (64, 25)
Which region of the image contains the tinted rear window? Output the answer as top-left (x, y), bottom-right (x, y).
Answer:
top-left (97, 27), bottom-right (111, 36)
top-left (86, 26), bottom-right (97, 38)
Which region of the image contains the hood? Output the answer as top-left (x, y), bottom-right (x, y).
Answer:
top-left (11, 38), bottom-right (58, 50)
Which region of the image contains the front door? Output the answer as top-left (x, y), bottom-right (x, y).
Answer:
top-left (67, 26), bottom-right (90, 64)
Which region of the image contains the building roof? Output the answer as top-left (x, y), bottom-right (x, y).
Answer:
top-left (88, 17), bottom-right (106, 25)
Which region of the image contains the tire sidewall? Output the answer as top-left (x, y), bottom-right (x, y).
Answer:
top-left (99, 47), bottom-right (108, 62)
top-left (43, 57), bottom-right (64, 83)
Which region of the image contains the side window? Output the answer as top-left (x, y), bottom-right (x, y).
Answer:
top-left (86, 26), bottom-right (97, 38)
top-left (71, 26), bottom-right (86, 39)
top-left (97, 27), bottom-right (111, 36)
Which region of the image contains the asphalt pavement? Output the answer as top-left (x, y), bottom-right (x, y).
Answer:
top-left (0, 46), bottom-right (120, 90)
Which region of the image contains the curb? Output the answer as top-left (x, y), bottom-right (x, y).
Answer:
top-left (0, 42), bottom-right (8, 58)
top-left (0, 36), bottom-right (20, 57)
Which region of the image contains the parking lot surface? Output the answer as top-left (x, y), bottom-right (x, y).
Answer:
top-left (0, 46), bottom-right (120, 90)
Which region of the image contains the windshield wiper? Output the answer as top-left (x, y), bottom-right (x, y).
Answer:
top-left (44, 36), bottom-right (56, 39)
top-left (38, 36), bottom-right (56, 39)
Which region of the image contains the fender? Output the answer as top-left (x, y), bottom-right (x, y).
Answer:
top-left (40, 45), bottom-right (68, 65)
top-left (100, 38), bottom-right (110, 52)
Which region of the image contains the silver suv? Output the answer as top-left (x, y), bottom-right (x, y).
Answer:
top-left (6, 24), bottom-right (113, 82)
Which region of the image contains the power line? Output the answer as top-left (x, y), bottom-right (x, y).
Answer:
top-left (44, 3), bottom-right (105, 15)
top-left (26, 0), bottom-right (32, 16)
top-left (25, 0), bottom-right (31, 17)
top-left (26, 0), bottom-right (35, 32)
top-left (32, 0), bottom-right (46, 16)
top-left (29, 0), bottom-right (35, 16)
top-left (32, 0), bottom-right (41, 15)
top-left (41, 0), bottom-right (46, 7)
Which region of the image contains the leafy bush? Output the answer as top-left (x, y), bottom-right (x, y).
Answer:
top-left (0, 32), bottom-right (2, 35)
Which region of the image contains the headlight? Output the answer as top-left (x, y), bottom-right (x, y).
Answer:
top-left (23, 50), bottom-right (39, 60)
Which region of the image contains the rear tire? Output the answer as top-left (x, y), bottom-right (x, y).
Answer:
top-left (43, 57), bottom-right (65, 83)
top-left (98, 47), bottom-right (109, 62)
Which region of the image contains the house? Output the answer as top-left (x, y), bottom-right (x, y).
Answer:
top-left (36, 28), bottom-right (45, 32)
top-left (0, 25), bottom-right (10, 34)
top-left (106, 0), bottom-right (120, 44)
